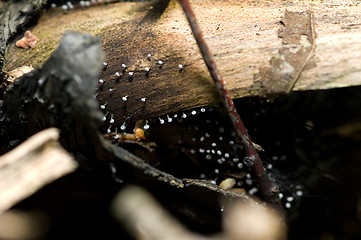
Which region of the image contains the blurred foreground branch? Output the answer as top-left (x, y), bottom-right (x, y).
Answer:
top-left (0, 128), bottom-right (78, 213)
top-left (112, 186), bottom-right (208, 240)
top-left (112, 186), bottom-right (286, 240)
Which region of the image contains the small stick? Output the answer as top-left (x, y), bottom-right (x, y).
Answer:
top-left (178, 0), bottom-right (282, 209)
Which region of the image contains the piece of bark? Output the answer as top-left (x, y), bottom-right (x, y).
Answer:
top-left (0, 65), bottom-right (34, 100)
top-left (0, 128), bottom-right (78, 214)
top-left (254, 10), bottom-right (316, 97)
top-left (4, 0), bottom-right (361, 122)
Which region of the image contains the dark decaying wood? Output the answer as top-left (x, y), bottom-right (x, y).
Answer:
top-left (0, 31), bottom-right (257, 230)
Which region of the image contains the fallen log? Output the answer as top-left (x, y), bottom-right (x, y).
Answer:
top-left (3, 0), bottom-right (361, 121)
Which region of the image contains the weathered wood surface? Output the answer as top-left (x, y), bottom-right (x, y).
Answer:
top-left (0, 128), bottom-right (77, 214)
top-left (4, 0), bottom-right (361, 121)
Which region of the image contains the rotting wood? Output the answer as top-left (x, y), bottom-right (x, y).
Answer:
top-left (0, 128), bottom-right (77, 214)
top-left (0, 31), bottom-right (257, 229)
top-left (3, 0), bottom-right (361, 121)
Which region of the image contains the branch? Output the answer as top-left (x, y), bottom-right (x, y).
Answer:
top-left (112, 186), bottom-right (286, 240)
top-left (0, 128), bottom-right (78, 214)
top-left (112, 186), bottom-right (209, 240)
top-left (178, 0), bottom-right (282, 209)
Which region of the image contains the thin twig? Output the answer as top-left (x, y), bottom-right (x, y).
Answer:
top-left (178, 0), bottom-right (282, 210)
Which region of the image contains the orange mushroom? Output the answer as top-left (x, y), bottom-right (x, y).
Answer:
top-left (16, 31), bottom-right (38, 49)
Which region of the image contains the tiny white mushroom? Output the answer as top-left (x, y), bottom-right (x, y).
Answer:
top-left (143, 120), bottom-right (150, 130)
top-left (100, 102), bottom-right (108, 109)
top-left (120, 122), bottom-right (126, 131)
top-left (109, 114), bottom-right (115, 124)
